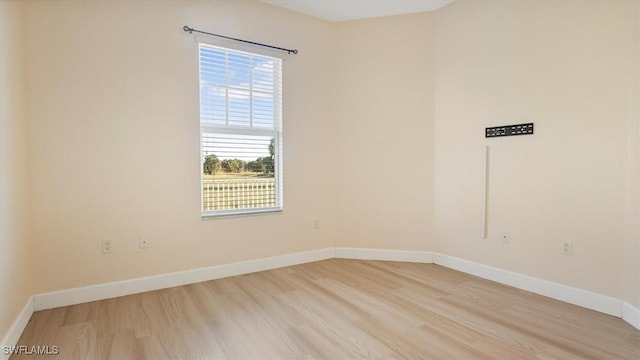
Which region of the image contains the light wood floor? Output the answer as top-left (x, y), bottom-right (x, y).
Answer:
top-left (13, 259), bottom-right (640, 359)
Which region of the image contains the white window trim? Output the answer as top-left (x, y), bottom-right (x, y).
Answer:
top-left (198, 43), bottom-right (283, 218)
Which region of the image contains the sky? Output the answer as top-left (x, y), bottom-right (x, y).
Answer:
top-left (199, 44), bottom-right (280, 162)
top-left (200, 45), bottom-right (277, 129)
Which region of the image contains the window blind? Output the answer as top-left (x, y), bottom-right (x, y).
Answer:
top-left (199, 44), bottom-right (283, 216)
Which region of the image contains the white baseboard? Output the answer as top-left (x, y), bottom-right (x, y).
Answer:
top-left (16, 246), bottom-right (639, 339)
top-left (33, 248), bottom-right (335, 311)
top-left (623, 301), bottom-right (640, 331)
top-left (0, 296), bottom-right (34, 360)
top-left (334, 248), bottom-right (625, 319)
top-left (432, 253), bottom-right (622, 317)
top-left (335, 247), bottom-right (434, 263)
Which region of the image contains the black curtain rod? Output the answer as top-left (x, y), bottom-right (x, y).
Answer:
top-left (183, 26), bottom-right (298, 55)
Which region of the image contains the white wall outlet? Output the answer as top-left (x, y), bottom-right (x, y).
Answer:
top-left (313, 219), bottom-right (320, 230)
top-left (138, 235), bottom-right (150, 249)
top-left (102, 239), bottom-right (112, 254)
top-left (501, 232), bottom-right (511, 244)
top-left (561, 240), bottom-right (573, 256)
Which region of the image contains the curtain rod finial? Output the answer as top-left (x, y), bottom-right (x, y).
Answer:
top-left (183, 25), bottom-right (193, 33)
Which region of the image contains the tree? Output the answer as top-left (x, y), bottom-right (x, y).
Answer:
top-left (261, 156), bottom-right (274, 175)
top-left (247, 157), bottom-right (273, 175)
top-left (269, 138), bottom-right (275, 160)
top-left (247, 158), bottom-right (264, 172)
top-left (203, 154), bottom-right (220, 175)
top-left (221, 159), bottom-right (247, 173)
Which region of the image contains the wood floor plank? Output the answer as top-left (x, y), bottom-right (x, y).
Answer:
top-left (12, 259), bottom-right (640, 359)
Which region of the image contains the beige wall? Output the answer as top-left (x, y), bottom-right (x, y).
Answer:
top-left (1, 0), bottom-right (637, 336)
top-left (433, 0), bottom-right (639, 301)
top-left (24, 0), bottom-right (338, 293)
top-left (0, 0), bottom-right (32, 341)
top-left (333, 13), bottom-right (435, 251)
top-left (623, 1), bottom-right (640, 308)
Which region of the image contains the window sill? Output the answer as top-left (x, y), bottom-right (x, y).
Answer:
top-left (201, 207), bottom-right (283, 220)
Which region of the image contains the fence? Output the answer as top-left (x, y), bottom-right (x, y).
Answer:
top-left (203, 178), bottom-right (276, 212)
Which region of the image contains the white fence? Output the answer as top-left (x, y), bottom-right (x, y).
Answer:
top-left (203, 178), bottom-right (276, 211)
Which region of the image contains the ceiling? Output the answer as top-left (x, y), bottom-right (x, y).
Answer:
top-left (261, 0), bottom-right (454, 22)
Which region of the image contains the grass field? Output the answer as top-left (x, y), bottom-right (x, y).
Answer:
top-left (204, 172), bottom-right (273, 180)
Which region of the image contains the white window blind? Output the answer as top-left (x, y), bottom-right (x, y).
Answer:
top-left (199, 44), bottom-right (283, 217)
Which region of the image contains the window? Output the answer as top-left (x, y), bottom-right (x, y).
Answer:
top-left (199, 44), bottom-right (283, 217)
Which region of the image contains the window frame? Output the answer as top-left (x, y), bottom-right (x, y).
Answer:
top-left (198, 43), bottom-right (283, 218)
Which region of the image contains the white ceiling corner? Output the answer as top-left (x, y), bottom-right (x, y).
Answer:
top-left (261, 0), bottom-right (454, 22)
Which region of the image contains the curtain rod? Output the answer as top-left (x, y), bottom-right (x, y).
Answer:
top-left (183, 26), bottom-right (298, 55)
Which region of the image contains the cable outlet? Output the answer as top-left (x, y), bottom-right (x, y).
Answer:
top-left (501, 233), bottom-right (511, 244)
top-left (139, 235), bottom-right (150, 249)
top-left (561, 240), bottom-right (573, 256)
top-left (102, 239), bottom-right (112, 254)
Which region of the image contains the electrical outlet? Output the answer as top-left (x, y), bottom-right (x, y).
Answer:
top-left (138, 235), bottom-right (150, 249)
top-left (313, 219), bottom-right (320, 230)
top-left (561, 240), bottom-right (573, 256)
top-left (102, 239), bottom-right (112, 254)
top-left (501, 233), bottom-right (511, 244)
